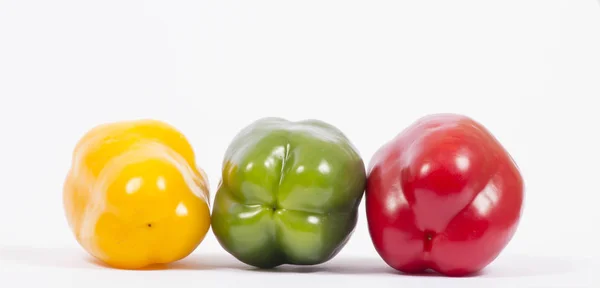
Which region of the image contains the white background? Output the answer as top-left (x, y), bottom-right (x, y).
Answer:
top-left (1, 0), bottom-right (599, 287)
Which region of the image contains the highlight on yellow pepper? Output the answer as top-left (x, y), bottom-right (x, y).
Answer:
top-left (63, 119), bottom-right (211, 269)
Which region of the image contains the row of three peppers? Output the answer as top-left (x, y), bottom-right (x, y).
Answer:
top-left (64, 115), bottom-right (523, 276)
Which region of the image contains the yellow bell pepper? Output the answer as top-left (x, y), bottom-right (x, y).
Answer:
top-left (63, 119), bottom-right (210, 269)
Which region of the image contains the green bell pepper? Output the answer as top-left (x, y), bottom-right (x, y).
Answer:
top-left (211, 117), bottom-right (366, 268)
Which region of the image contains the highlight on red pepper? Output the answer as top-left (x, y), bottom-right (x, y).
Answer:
top-left (365, 113), bottom-right (524, 276)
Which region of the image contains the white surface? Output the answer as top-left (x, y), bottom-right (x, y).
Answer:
top-left (0, 248), bottom-right (598, 288)
top-left (1, 0), bottom-right (599, 287)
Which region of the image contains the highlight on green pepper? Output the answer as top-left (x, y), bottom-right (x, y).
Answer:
top-left (211, 117), bottom-right (367, 268)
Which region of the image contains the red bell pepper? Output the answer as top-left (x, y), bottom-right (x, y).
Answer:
top-left (365, 114), bottom-right (524, 276)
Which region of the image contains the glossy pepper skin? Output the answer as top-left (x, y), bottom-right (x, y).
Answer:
top-left (366, 114), bottom-right (524, 276)
top-left (63, 119), bottom-right (211, 269)
top-left (211, 117), bottom-right (366, 268)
